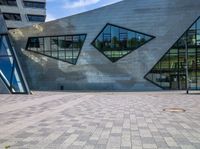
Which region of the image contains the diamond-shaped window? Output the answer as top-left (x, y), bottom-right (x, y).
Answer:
top-left (92, 24), bottom-right (155, 62)
top-left (26, 34), bottom-right (86, 65)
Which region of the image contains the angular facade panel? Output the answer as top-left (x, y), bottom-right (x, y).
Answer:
top-left (145, 17), bottom-right (200, 90)
top-left (8, 0), bottom-right (200, 91)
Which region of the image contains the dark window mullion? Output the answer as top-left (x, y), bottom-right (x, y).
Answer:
top-left (72, 36), bottom-right (74, 63)
top-left (195, 24), bottom-right (198, 90)
top-left (56, 37), bottom-right (58, 58)
top-left (64, 36), bottom-right (66, 61)
top-left (10, 62), bottom-right (15, 93)
top-left (42, 37), bottom-right (45, 54)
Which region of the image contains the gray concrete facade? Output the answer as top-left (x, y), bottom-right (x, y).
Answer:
top-left (0, 0), bottom-right (46, 29)
top-left (8, 0), bottom-right (200, 91)
top-left (0, 10), bottom-right (7, 34)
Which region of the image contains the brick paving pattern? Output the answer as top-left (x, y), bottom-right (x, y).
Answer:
top-left (0, 91), bottom-right (200, 149)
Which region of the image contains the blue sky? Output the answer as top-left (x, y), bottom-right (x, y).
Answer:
top-left (46, 0), bottom-right (122, 21)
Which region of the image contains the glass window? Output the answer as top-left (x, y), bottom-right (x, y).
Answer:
top-left (103, 25), bottom-right (111, 34)
top-left (23, 1), bottom-right (45, 9)
top-left (160, 54), bottom-right (170, 69)
top-left (11, 66), bottom-right (25, 93)
top-left (197, 19), bottom-right (200, 30)
top-left (0, 0), bottom-right (17, 6)
top-left (196, 30), bottom-right (200, 46)
top-left (187, 30), bottom-right (196, 46)
top-left (197, 77), bottom-right (200, 90)
top-left (27, 14), bottom-right (45, 22)
top-left (26, 34), bottom-right (86, 65)
top-left (3, 13), bottom-right (21, 21)
top-left (44, 37), bottom-right (50, 52)
top-left (92, 24), bottom-right (155, 62)
top-left (197, 52), bottom-right (200, 69)
top-left (127, 32), bottom-right (136, 48)
top-left (145, 17), bottom-right (200, 90)
top-left (189, 72), bottom-right (197, 90)
top-left (0, 57), bottom-right (13, 85)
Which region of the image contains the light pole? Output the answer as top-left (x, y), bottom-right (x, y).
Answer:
top-left (183, 39), bottom-right (189, 94)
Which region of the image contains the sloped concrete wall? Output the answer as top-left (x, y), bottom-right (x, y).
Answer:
top-left (9, 0), bottom-right (200, 91)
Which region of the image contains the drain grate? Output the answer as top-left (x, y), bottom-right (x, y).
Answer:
top-left (163, 108), bottom-right (186, 113)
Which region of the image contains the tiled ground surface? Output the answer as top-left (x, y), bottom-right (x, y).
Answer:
top-left (0, 91), bottom-right (200, 149)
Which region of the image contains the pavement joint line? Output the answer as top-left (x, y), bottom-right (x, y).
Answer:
top-left (0, 94), bottom-right (94, 139)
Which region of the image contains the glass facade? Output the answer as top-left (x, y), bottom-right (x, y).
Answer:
top-left (27, 14), bottom-right (46, 22)
top-left (26, 34), bottom-right (86, 65)
top-left (23, 1), bottom-right (45, 9)
top-left (145, 18), bottom-right (200, 90)
top-left (0, 34), bottom-right (28, 93)
top-left (0, 0), bottom-right (17, 6)
top-left (92, 24), bottom-right (154, 62)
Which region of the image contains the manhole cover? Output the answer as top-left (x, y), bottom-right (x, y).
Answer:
top-left (163, 108), bottom-right (186, 113)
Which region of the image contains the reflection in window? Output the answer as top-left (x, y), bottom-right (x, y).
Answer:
top-left (145, 17), bottom-right (200, 90)
top-left (92, 24), bottom-right (155, 62)
top-left (0, 34), bottom-right (28, 93)
top-left (26, 34), bottom-right (86, 64)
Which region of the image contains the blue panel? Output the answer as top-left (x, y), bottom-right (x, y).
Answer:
top-left (0, 57), bottom-right (13, 85)
top-left (11, 65), bottom-right (25, 93)
top-left (0, 34), bottom-right (28, 94)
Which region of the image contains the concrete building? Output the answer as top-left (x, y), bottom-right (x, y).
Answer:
top-left (0, 0), bottom-right (46, 29)
top-left (0, 0), bottom-right (200, 93)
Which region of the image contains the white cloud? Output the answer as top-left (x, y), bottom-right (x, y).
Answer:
top-left (64, 0), bottom-right (100, 9)
top-left (100, 0), bottom-right (122, 7)
top-left (46, 13), bottom-right (56, 22)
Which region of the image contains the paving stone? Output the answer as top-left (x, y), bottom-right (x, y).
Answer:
top-left (0, 91), bottom-right (200, 148)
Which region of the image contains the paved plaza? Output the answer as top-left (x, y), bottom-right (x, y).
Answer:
top-left (0, 91), bottom-right (200, 149)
